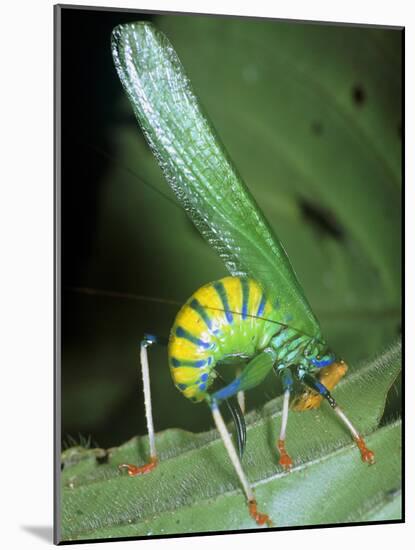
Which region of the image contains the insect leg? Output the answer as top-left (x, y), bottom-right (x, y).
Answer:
top-left (276, 368), bottom-right (294, 470)
top-left (210, 401), bottom-right (272, 527)
top-left (291, 361), bottom-right (348, 411)
top-left (208, 350), bottom-right (276, 526)
top-left (298, 372), bottom-right (375, 464)
top-left (215, 371), bottom-right (246, 459)
top-left (236, 366), bottom-right (245, 414)
top-left (119, 334), bottom-right (166, 476)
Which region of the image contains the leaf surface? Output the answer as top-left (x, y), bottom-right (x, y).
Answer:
top-left (61, 341), bottom-right (401, 540)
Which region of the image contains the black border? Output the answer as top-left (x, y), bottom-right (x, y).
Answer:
top-left (54, 4), bottom-right (62, 545)
top-left (54, 3), bottom-right (405, 545)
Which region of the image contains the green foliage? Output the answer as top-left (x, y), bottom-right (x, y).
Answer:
top-left (60, 340), bottom-right (401, 540)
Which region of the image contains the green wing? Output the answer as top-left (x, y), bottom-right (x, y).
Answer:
top-left (112, 22), bottom-right (320, 338)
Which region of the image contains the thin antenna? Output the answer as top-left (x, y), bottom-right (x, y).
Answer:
top-left (65, 286), bottom-right (181, 307)
top-left (66, 286), bottom-right (321, 342)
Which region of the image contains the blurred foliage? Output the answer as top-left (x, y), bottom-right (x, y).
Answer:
top-left (61, 13), bottom-right (401, 450)
top-left (60, 341), bottom-right (401, 540)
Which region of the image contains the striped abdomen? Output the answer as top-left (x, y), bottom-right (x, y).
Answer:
top-left (168, 276), bottom-right (280, 402)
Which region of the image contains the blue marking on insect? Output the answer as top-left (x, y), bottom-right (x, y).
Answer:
top-left (171, 357), bottom-right (207, 368)
top-left (201, 373), bottom-right (209, 382)
top-left (281, 369), bottom-right (294, 390)
top-left (315, 381), bottom-right (327, 395)
top-left (176, 326), bottom-right (211, 348)
top-left (189, 298), bottom-right (212, 330)
top-left (213, 281), bottom-right (233, 324)
top-left (199, 383), bottom-right (207, 391)
top-left (241, 278), bottom-right (249, 320)
top-left (256, 292), bottom-right (266, 317)
top-left (212, 378), bottom-right (241, 401)
top-left (311, 357), bottom-right (334, 368)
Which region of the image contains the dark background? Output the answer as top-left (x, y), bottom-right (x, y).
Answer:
top-left (59, 7), bottom-right (402, 449)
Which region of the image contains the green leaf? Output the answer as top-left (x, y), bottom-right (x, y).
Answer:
top-left (60, 340), bottom-right (401, 541)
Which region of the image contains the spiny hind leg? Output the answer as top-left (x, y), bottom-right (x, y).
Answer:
top-left (276, 368), bottom-right (294, 470)
top-left (298, 371), bottom-right (375, 464)
top-left (119, 334), bottom-right (166, 476)
top-left (291, 360), bottom-right (348, 411)
top-left (210, 401), bottom-right (272, 527)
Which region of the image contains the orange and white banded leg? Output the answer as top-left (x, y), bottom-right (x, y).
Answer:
top-left (119, 335), bottom-right (159, 476)
top-left (300, 372), bottom-right (375, 464)
top-left (277, 368), bottom-right (293, 470)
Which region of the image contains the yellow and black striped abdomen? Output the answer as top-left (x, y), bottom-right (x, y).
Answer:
top-left (168, 276), bottom-right (279, 402)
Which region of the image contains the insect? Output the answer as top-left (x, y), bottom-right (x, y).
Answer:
top-left (110, 21), bottom-right (375, 527)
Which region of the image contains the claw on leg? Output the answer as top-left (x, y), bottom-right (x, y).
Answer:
top-left (354, 436), bottom-right (375, 465)
top-left (119, 456), bottom-right (158, 476)
top-left (122, 338), bottom-right (159, 478)
top-left (248, 500), bottom-right (273, 527)
top-left (277, 439), bottom-right (293, 470)
top-left (291, 361), bottom-right (348, 411)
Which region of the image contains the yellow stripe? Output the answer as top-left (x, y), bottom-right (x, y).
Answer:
top-left (247, 279), bottom-right (263, 317)
top-left (169, 334), bottom-right (209, 361)
top-left (193, 282), bottom-right (227, 325)
top-left (224, 277), bottom-right (242, 315)
top-left (174, 304), bottom-right (208, 340)
top-left (171, 366), bottom-right (202, 385)
top-left (183, 386), bottom-right (198, 399)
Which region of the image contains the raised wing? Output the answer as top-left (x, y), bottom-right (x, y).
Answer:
top-left (111, 22), bottom-right (320, 338)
